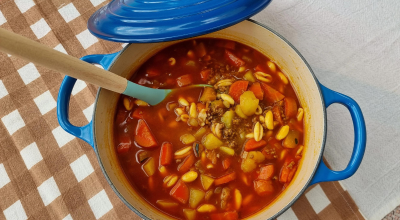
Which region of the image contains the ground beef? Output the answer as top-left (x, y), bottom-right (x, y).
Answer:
top-left (232, 117), bottom-right (241, 125)
top-left (227, 140), bottom-right (237, 149)
top-left (222, 128), bottom-right (235, 140)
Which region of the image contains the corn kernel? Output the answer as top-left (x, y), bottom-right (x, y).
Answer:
top-left (276, 125), bottom-right (289, 140)
top-left (123, 97), bottom-right (133, 111)
top-left (297, 108), bottom-right (304, 121)
top-left (197, 204), bottom-right (217, 213)
top-left (265, 111), bottom-right (274, 130)
top-left (168, 57), bottom-right (176, 66)
top-left (278, 72), bottom-right (288, 84)
top-left (267, 61), bottom-right (276, 72)
top-left (182, 171), bottom-right (198, 182)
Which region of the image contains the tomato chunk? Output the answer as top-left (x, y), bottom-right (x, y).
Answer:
top-left (200, 69), bottom-right (211, 81)
top-left (254, 180), bottom-right (274, 196)
top-left (215, 172), bottom-right (236, 186)
top-left (117, 136), bottom-right (131, 154)
top-left (249, 82), bottom-right (264, 100)
top-left (222, 158), bottom-right (231, 170)
top-left (210, 211), bottom-right (239, 220)
top-left (260, 83), bottom-right (285, 103)
top-left (176, 74), bottom-right (193, 87)
top-left (258, 165), bottom-right (275, 180)
top-left (255, 64), bottom-right (268, 73)
top-left (160, 142), bottom-right (173, 166)
top-left (177, 154), bottom-right (195, 173)
top-left (244, 139), bottom-right (267, 151)
top-left (224, 50), bottom-right (245, 67)
top-left (170, 180), bottom-right (189, 204)
top-left (134, 119), bottom-right (158, 147)
top-left (228, 80), bottom-right (249, 103)
top-left (284, 97), bottom-right (298, 118)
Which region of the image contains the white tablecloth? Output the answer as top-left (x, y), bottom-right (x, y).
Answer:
top-left (253, 1), bottom-right (400, 219)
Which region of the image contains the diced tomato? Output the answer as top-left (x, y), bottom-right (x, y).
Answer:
top-left (116, 136), bottom-right (131, 154)
top-left (284, 97), bottom-right (298, 118)
top-left (177, 154), bottom-right (195, 173)
top-left (248, 82), bottom-right (264, 100)
top-left (244, 139), bottom-right (267, 151)
top-left (224, 50), bottom-right (245, 67)
top-left (176, 74), bottom-right (193, 87)
top-left (222, 158), bottom-right (231, 170)
top-left (200, 69), bottom-right (211, 81)
top-left (170, 180), bottom-right (189, 204)
top-left (197, 103), bottom-right (206, 112)
top-left (228, 80), bottom-right (249, 103)
top-left (165, 78), bottom-right (176, 86)
top-left (131, 108), bottom-right (144, 119)
top-left (160, 142), bottom-right (173, 166)
top-left (196, 42), bottom-right (207, 57)
top-left (254, 180), bottom-right (274, 196)
top-left (146, 67), bottom-right (161, 78)
top-left (261, 146), bottom-right (276, 160)
top-left (260, 83), bottom-right (285, 103)
top-left (272, 104), bottom-right (283, 125)
top-left (258, 165), bottom-right (275, 180)
top-left (134, 119), bottom-right (158, 148)
top-left (288, 118), bottom-right (303, 133)
top-left (280, 158), bottom-right (295, 183)
top-left (210, 211), bottom-right (239, 220)
top-left (215, 172), bottom-right (236, 186)
top-left (255, 64), bottom-right (268, 73)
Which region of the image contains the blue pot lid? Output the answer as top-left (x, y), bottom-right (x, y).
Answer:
top-left (87, 0), bottom-right (272, 43)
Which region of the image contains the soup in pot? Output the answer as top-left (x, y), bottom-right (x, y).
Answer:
top-left (113, 39), bottom-right (304, 220)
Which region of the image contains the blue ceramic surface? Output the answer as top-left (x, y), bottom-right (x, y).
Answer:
top-left (56, 52), bottom-right (366, 185)
top-left (88, 0), bottom-right (272, 43)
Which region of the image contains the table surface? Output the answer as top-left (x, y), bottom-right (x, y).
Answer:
top-left (0, 0), bottom-right (398, 220)
top-left (253, 1), bottom-right (400, 219)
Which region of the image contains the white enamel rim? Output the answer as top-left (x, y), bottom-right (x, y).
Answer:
top-left (91, 20), bottom-right (327, 220)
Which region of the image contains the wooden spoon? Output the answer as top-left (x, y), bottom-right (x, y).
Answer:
top-left (0, 28), bottom-right (209, 105)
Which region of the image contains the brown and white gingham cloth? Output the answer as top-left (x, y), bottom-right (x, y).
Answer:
top-left (0, 0), bottom-right (367, 219)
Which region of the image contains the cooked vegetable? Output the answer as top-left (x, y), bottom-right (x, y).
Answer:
top-left (260, 83), bottom-right (285, 103)
top-left (134, 120), bottom-right (158, 148)
top-left (178, 154), bottom-right (196, 173)
top-left (248, 151), bottom-right (265, 163)
top-left (137, 150), bottom-right (150, 163)
top-left (254, 180), bottom-right (274, 196)
top-left (221, 110), bottom-right (235, 128)
top-left (210, 99), bottom-right (224, 109)
top-left (239, 91), bottom-right (259, 116)
top-left (142, 157), bottom-right (156, 177)
top-left (233, 189), bottom-right (242, 210)
top-left (229, 80), bottom-right (249, 103)
top-left (214, 172), bottom-right (236, 186)
top-left (202, 133), bottom-right (223, 150)
top-left (234, 105), bottom-right (248, 119)
top-left (201, 175), bottom-right (215, 190)
top-left (272, 104), bottom-right (283, 125)
top-left (160, 142), bottom-right (173, 166)
top-left (197, 204), bottom-right (217, 213)
top-left (243, 70), bottom-right (256, 83)
top-left (224, 50), bottom-right (245, 67)
top-left (131, 108), bottom-right (144, 119)
top-left (200, 87), bottom-right (217, 102)
top-left (222, 158), bottom-right (231, 170)
top-left (181, 134), bottom-right (196, 144)
top-left (283, 130), bottom-right (300, 148)
top-left (177, 74), bottom-right (193, 87)
top-left (264, 111), bottom-right (274, 130)
top-left (189, 188), bottom-right (205, 208)
top-left (123, 97), bottom-right (134, 110)
top-left (156, 200), bottom-right (179, 209)
top-left (183, 209), bottom-right (197, 220)
top-left (241, 158), bottom-right (257, 173)
top-left (297, 108), bottom-right (304, 121)
top-left (244, 139), bottom-right (267, 151)
top-left (194, 127), bottom-right (207, 140)
top-left (278, 72), bottom-right (288, 84)
top-left (196, 42), bottom-right (207, 57)
top-left (258, 165), bottom-right (274, 180)
top-left (170, 180), bottom-right (189, 204)
top-left (219, 147), bottom-right (235, 156)
top-left (284, 97), bottom-right (298, 118)
top-left (249, 82), bottom-right (264, 100)
top-left (200, 69), bottom-right (211, 81)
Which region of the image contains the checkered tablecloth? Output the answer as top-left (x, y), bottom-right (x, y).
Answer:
top-left (0, 0), bottom-right (367, 219)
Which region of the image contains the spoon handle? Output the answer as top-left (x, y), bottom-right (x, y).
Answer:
top-left (0, 28), bottom-right (127, 94)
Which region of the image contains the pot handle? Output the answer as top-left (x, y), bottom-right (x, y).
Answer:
top-left (57, 52), bottom-right (119, 148)
top-left (310, 83), bottom-right (366, 185)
